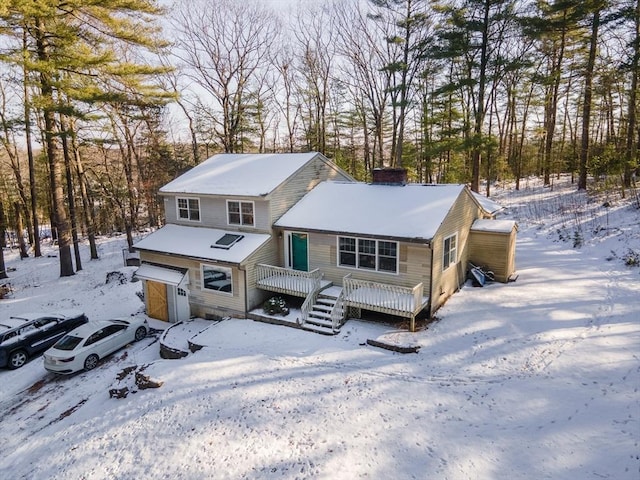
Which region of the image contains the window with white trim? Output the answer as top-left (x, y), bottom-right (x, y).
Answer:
top-left (443, 233), bottom-right (458, 270)
top-left (338, 237), bottom-right (356, 267)
top-left (378, 240), bottom-right (398, 272)
top-left (338, 236), bottom-right (398, 273)
top-left (177, 197), bottom-right (200, 221)
top-left (227, 200), bottom-right (254, 226)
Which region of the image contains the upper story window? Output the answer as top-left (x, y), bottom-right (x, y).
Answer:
top-left (338, 236), bottom-right (398, 274)
top-left (443, 233), bottom-right (458, 270)
top-left (227, 200), bottom-right (254, 227)
top-left (177, 197), bottom-right (200, 222)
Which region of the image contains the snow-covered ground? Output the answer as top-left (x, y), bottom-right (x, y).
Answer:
top-left (1, 176), bottom-right (638, 479)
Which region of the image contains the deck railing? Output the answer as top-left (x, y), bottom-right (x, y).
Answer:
top-left (299, 274), bottom-right (323, 325)
top-left (256, 264), bottom-right (322, 296)
top-left (343, 276), bottom-right (425, 318)
top-left (330, 287), bottom-right (346, 332)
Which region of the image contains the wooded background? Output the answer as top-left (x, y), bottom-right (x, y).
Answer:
top-left (0, 0), bottom-right (638, 277)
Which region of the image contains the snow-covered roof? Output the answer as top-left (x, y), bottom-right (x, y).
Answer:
top-left (472, 191), bottom-right (505, 216)
top-left (471, 219), bottom-right (517, 233)
top-left (134, 224), bottom-right (271, 264)
top-left (135, 264), bottom-right (188, 287)
top-left (159, 152), bottom-right (324, 197)
top-left (275, 182), bottom-right (467, 241)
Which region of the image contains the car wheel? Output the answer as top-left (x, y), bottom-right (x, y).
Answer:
top-left (8, 350), bottom-right (28, 369)
top-left (84, 354), bottom-right (99, 371)
top-left (134, 326), bottom-right (147, 341)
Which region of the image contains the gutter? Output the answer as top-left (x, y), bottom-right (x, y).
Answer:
top-left (427, 247), bottom-right (434, 318)
top-left (135, 248), bottom-right (241, 267)
top-left (238, 262), bottom-right (248, 316)
top-left (272, 226), bottom-right (431, 246)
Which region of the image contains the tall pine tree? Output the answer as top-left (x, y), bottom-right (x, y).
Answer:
top-left (0, 0), bottom-right (168, 277)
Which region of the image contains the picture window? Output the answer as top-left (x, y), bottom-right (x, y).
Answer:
top-left (338, 236), bottom-right (398, 273)
top-left (201, 264), bottom-right (233, 295)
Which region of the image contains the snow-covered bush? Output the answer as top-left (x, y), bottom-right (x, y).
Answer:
top-left (262, 296), bottom-right (289, 316)
top-left (105, 271), bottom-right (128, 285)
top-left (623, 249), bottom-right (639, 267)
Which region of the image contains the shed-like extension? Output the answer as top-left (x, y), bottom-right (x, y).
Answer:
top-left (468, 219), bottom-right (518, 283)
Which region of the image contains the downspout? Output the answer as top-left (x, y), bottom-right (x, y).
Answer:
top-left (427, 246), bottom-right (434, 318)
top-left (238, 262), bottom-right (248, 317)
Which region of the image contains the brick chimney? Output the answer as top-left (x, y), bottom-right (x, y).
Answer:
top-left (372, 168), bottom-right (407, 186)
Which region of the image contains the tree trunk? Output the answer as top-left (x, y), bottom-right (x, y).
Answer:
top-left (516, 80), bottom-right (535, 190)
top-left (36, 18), bottom-right (74, 277)
top-left (543, 17), bottom-right (568, 186)
top-left (60, 115), bottom-right (82, 270)
top-left (471, 0), bottom-right (491, 193)
top-left (69, 119), bottom-right (98, 259)
top-left (394, 0), bottom-right (413, 169)
top-left (578, 9), bottom-right (600, 191)
top-left (14, 202), bottom-right (29, 259)
top-left (0, 201), bottom-right (7, 279)
top-left (624, 0), bottom-right (640, 189)
top-left (24, 28), bottom-right (41, 258)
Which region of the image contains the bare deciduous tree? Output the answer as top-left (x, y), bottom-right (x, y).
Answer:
top-left (293, 4), bottom-right (337, 155)
top-left (272, 45), bottom-right (301, 153)
top-left (173, 0), bottom-right (279, 153)
top-left (334, 0), bottom-right (393, 171)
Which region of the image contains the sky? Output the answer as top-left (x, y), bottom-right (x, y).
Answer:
top-left (0, 175), bottom-right (638, 479)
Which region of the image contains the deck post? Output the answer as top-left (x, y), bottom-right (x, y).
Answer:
top-left (410, 315), bottom-right (415, 333)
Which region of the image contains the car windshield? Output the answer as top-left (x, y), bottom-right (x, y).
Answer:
top-left (54, 334), bottom-right (83, 351)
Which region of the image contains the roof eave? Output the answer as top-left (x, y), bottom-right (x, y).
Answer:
top-left (135, 247), bottom-right (243, 266)
top-left (273, 225), bottom-right (431, 246)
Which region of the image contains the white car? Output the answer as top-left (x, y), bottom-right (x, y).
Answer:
top-left (43, 317), bottom-right (149, 374)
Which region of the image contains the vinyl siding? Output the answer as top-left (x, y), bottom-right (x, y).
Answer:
top-left (160, 153), bottom-right (351, 232)
top-left (301, 232), bottom-right (431, 294)
top-left (149, 154), bottom-right (354, 317)
top-left (430, 189), bottom-right (485, 314)
top-left (268, 154), bottom-right (354, 225)
top-left (468, 229), bottom-right (517, 282)
top-left (243, 239), bottom-right (281, 311)
top-left (162, 195), bottom-right (271, 233)
top-left (139, 251), bottom-right (247, 319)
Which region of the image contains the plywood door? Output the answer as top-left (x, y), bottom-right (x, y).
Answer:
top-left (147, 280), bottom-right (169, 321)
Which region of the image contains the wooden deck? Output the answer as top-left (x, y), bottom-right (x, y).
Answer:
top-left (256, 265), bottom-right (429, 331)
top-left (256, 264), bottom-right (331, 297)
top-left (342, 275), bottom-right (427, 316)
top-left (343, 275), bottom-right (428, 331)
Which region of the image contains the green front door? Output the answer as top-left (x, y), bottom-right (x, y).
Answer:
top-left (291, 233), bottom-right (308, 271)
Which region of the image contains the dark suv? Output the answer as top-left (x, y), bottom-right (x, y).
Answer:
top-left (0, 311), bottom-right (88, 369)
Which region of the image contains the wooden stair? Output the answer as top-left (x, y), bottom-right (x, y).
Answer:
top-left (302, 289), bottom-right (342, 335)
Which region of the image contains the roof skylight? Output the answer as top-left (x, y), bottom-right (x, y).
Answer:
top-left (211, 233), bottom-right (244, 250)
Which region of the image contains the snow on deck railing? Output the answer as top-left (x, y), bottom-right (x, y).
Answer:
top-left (343, 276), bottom-right (425, 318)
top-left (256, 264), bottom-right (322, 296)
top-left (330, 287), bottom-right (346, 331)
top-left (300, 274), bottom-right (323, 325)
